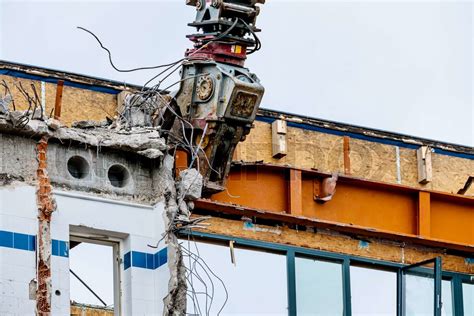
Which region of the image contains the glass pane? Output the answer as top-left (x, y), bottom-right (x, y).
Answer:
top-left (405, 274), bottom-right (434, 315)
top-left (70, 243), bottom-right (115, 307)
top-left (463, 283), bottom-right (474, 316)
top-left (183, 241), bottom-right (287, 315)
top-left (351, 266), bottom-right (396, 316)
top-left (441, 280), bottom-right (453, 316)
top-left (295, 257), bottom-right (343, 316)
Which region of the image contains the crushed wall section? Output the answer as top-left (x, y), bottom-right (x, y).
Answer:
top-left (0, 133), bottom-right (160, 202)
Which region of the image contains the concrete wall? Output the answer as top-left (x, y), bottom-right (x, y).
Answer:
top-left (0, 184), bottom-right (169, 315)
top-left (0, 133), bottom-right (159, 201)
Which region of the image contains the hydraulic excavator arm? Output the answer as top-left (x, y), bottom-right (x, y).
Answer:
top-left (172, 0), bottom-right (266, 193)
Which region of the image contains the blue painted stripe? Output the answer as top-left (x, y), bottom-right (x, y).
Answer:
top-left (124, 252), bottom-right (131, 270)
top-left (0, 69), bottom-right (120, 95)
top-left (123, 247), bottom-right (167, 271)
top-left (255, 116), bottom-right (474, 160)
top-left (0, 230), bottom-right (68, 257)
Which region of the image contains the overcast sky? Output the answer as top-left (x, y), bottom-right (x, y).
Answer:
top-left (0, 0), bottom-right (472, 146)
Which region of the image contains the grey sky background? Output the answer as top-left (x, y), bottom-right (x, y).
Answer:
top-left (0, 0), bottom-right (472, 308)
top-left (0, 0), bottom-right (473, 146)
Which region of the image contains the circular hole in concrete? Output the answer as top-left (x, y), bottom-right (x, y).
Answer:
top-left (108, 164), bottom-right (130, 188)
top-left (67, 156), bottom-right (90, 179)
top-left (55, 290), bottom-right (61, 296)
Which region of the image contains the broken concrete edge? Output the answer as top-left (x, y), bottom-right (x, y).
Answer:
top-left (155, 154), bottom-right (207, 315)
top-left (1, 148), bottom-right (204, 315)
top-left (159, 154), bottom-right (188, 315)
top-left (0, 114), bottom-right (168, 159)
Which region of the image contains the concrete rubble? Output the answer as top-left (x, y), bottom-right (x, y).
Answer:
top-left (177, 168), bottom-right (203, 201)
top-left (0, 110), bottom-right (168, 160)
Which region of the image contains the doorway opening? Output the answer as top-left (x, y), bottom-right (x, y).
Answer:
top-left (69, 235), bottom-right (121, 315)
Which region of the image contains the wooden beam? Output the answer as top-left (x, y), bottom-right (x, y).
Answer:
top-left (343, 136), bottom-right (351, 175)
top-left (53, 80), bottom-right (64, 120)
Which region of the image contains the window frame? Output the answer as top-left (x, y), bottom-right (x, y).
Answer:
top-left (181, 230), bottom-right (473, 316)
top-left (400, 257), bottom-right (442, 316)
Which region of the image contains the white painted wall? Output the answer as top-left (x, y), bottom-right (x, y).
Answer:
top-left (0, 184), bottom-right (169, 315)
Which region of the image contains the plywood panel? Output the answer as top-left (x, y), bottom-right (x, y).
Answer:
top-left (399, 147), bottom-right (422, 188)
top-left (349, 138), bottom-right (398, 183)
top-left (0, 74), bottom-right (117, 126)
top-left (239, 121), bottom-right (344, 173)
top-left (238, 121), bottom-right (473, 195)
top-left (431, 154), bottom-right (474, 194)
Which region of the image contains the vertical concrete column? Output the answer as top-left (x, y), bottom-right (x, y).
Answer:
top-left (36, 136), bottom-right (56, 314)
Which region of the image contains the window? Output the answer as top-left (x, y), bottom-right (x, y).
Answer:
top-left (180, 233), bottom-right (471, 316)
top-left (441, 280), bottom-right (453, 316)
top-left (350, 266), bottom-right (397, 316)
top-left (401, 258), bottom-right (443, 316)
top-left (463, 283), bottom-right (474, 316)
top-left (69, 236), bottom-right (120, 313)
top-left (183, 240), bottom-right (287, 315)
top-left (405, 273), bottom-right (436, 315)
top-left (295, 257), bottom-right (344, 315)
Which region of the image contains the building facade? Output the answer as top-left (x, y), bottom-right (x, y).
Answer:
top-left (0, 61), bottom-right (473, 315)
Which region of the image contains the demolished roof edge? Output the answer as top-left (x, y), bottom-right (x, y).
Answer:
top-left (258, 108), bottom-right (474, 155)
top-left (1, 59), bottom-right (472, 155)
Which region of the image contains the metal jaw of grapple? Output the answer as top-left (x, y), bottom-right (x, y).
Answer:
top-left (173, 0), bottom-right (265, 194)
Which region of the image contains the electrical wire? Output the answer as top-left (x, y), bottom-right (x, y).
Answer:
top-left (77, 26), bottom-right (183, 73)
top-left (238, 18), bottom-right (261, 54)
top-left (180, 239), bottom-right (229, 315)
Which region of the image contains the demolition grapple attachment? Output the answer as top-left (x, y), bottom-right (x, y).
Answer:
top-left (174, 0), bottom-right (265, 193)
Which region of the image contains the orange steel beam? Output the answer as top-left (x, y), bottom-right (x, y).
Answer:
top-left (418, 191), bottom-right (431, 238)
top-left (175, 149), bottom-right (189, 177)
top-left (288, 169), bottom-right (303, 216)
top-left (204, 163), bottom-right (474, 252)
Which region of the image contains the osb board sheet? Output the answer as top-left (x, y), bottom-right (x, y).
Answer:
top-left (238, 121), bottom-right (473, 195)
top-left (431, 154), bottom-right (474, 194)
top-left (0, 75), bottom-right (43, 112)
top-left (195, 216), bottom-right (474, 274)
top-left (236, 121), bottom-right (344, 172)
top-left (399, 147), bottom-right (420, 188)
top-left (57, 85), bottom-right (116, 126)
top-left (0, 74), bottom-right (117, 126)
top-left (71, 306), bottom-right (113, 316)
top-left (349, 138), bottom-right (398, 183)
